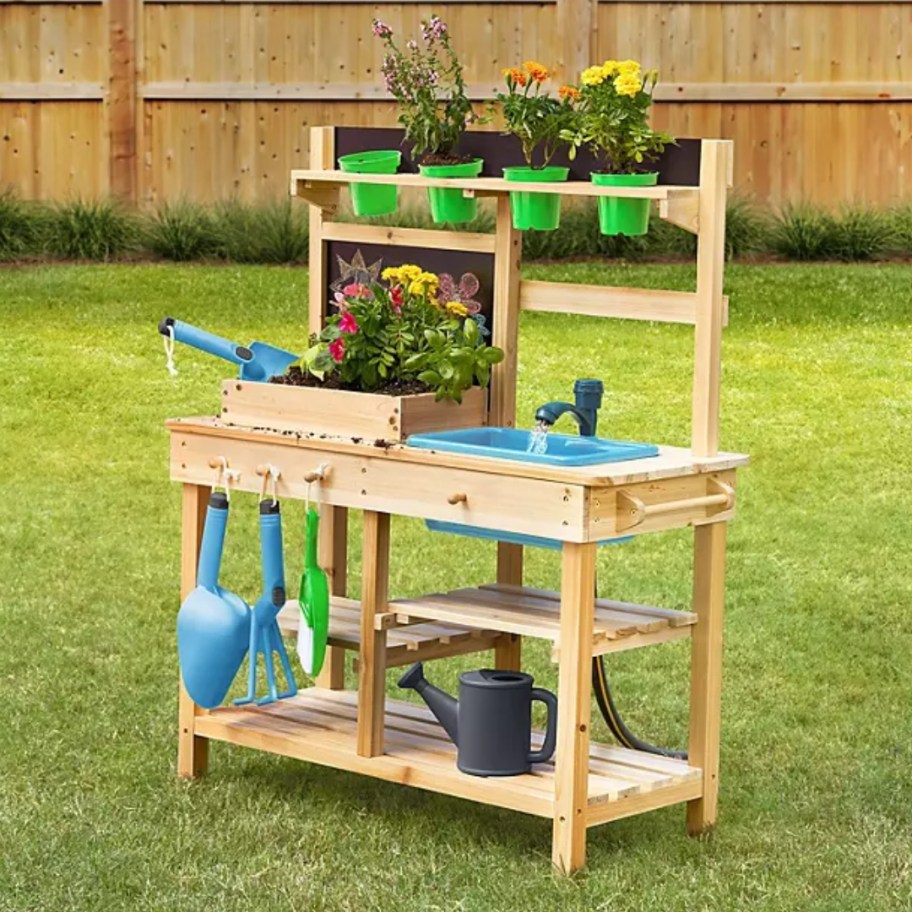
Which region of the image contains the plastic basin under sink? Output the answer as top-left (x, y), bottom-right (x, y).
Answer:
top-left (406, 427), bottom-right (660, 467)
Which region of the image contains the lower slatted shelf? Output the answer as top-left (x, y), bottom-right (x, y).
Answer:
top-left (195, 689), bottom-right (702, 823)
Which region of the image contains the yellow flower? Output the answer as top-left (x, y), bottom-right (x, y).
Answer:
top-left (616, 59), bottom-right (641, 77)
top-left (400, 264), bottom-right (422, 281)
top-left (408, 280), bottom-right (427, 296)
top-left (418, 270), bottom-right (439, 287)
top-left (445, 301), bottom-right (468, 317)
top-left (381, 266), bottom-right (401, 282)
top-left (428, 295), bottom-right (442, 309)
top-left (614, 73), bottom-right (643, 97)
top-left (601, 59), bottom-right (619, 78)
top-left (580, 65), bottom-right (606, 86)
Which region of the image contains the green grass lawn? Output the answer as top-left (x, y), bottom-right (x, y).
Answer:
top-left (1, 261), bottom-right (911, 911)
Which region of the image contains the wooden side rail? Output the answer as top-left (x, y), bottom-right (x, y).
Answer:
top-left (616, 479), bottom-right (734, 533)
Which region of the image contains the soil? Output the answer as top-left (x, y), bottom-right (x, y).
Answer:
top-left (419, 153), bottom-right (477, 167)
top-left (269, 366), bottom-right (432, 396)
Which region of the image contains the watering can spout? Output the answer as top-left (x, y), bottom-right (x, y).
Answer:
top-left (398, 662), bottom-right (459, 745)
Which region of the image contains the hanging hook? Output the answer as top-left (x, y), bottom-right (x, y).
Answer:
top-left (303, 463), bottom-right (329, 513)
top-left (208, 456), bottom-right (240, 501)
top-left (256, 463), bottom-right (281, 506)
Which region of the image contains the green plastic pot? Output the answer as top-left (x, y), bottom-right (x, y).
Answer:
top-left (503, 166), bottom-right (569, 231)
top-left (419, 159), bottom-right (484, 224)
top-left (591, 171), bottom-right (658, 236)
top-left (338, 150), bottom-right (401, 216)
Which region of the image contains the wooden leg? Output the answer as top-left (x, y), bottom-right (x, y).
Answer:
top-left (178, 482), bottom-right (211, 779)
top-left (686, 521), bottom-right (727, 835)
top-left (494, 541), bottom-right (523, 670)
top-left (316, 505), bottom-right (348, 690)
top-left (552, 542), bottom-right (596, 874)
top-left (357, 511), bottom-right (390, 757)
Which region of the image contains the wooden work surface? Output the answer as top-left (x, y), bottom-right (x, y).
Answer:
top-left (168, 418), bottom-right (746, 542)
top-left (166, 417), bottom-right (748, 488)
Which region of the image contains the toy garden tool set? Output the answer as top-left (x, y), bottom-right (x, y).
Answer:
top-left (159, 316), bottom-right (298, 381)
top-left (233, 494), bottom-right (298, 707)
top-left (176, 468), bottom-right (299, 708)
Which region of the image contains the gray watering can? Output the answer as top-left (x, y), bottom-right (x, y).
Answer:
top-left (398, 662), bottom-right (558, 777)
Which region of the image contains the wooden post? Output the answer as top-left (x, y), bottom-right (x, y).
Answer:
top-left (691, 140), bottom-right (731, 458)
top-left (491, 193), bottom-right (524, 670)
top-left (686, 521), bottom-right (727, 834)
top-left (490, 194), bottom-right (522, 429)
top-left (177, 482), bottom-right (210, 779)
top-left (357, 510), bottom-right (390, 757)
top-left (494, 543), bottom-right (523, 670)
top-left (316, 505), bottom-right (348, 690)
top-left (108, 0), bottom-right (138, 200)
top-left (552, 541), bottom-right (596, 874)
top-left (308, 126), bottom-right (335, 336)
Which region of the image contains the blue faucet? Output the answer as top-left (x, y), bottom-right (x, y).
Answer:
top-left (534, 379), bottom-right (604, 437)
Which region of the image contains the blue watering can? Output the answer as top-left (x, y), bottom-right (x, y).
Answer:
top-left (177, 492), bottom-right (251, 709)
top-left (158, 316), bottom-right (299, 382)
top-left (233, 500), bottom-right (298, 706)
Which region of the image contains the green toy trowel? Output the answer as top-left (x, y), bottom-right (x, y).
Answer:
top-left (297, 507), bottom-right (330, 676)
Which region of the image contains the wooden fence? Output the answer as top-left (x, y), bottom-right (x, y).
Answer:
top-left (1, 0), bottom-right (910, 206)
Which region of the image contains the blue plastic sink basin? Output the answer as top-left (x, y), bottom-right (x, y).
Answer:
top-left (406, 426), bottom-right (660, 467)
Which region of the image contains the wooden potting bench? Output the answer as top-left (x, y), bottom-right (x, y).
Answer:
top-left (170, 127), bottom-right (747, 874)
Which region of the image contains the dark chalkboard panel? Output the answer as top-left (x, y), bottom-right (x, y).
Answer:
top-left (323, 240), bottom-right (496, 332)
top-left (334, 127), bottom-right (703, 187)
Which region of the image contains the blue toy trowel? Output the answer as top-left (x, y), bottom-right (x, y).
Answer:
top-left (158, 316), bottom-right (298, 382)
top-left (233, 500), bottom-right (298, 706)
top-left (177, 492), bottom-right (251, 709)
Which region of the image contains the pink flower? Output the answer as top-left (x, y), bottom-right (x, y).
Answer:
top-left (339, 311), bottom-right (359, 334)
top-left (390, 285), bottom-right (404, 313)
top-left (372, 19), bottom-right (392, 38)
top-left (329, 338), bottom-right (346, 362)
top-left (343, 282), bottom-right (370, 299)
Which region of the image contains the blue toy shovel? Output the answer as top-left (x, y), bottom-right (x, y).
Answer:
top-left (158, 316), bottom-right (299, 382)
top-left (177, 492), bottom-right (251, 709)
top-left (233, 500), bottom-right (298, 706)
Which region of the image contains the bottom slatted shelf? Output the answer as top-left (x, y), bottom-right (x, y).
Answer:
top-left (195, 689), bottom-right (702, 824)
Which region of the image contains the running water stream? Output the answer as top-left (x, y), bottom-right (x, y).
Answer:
top-left (526, 420), bottom-right (550, 456)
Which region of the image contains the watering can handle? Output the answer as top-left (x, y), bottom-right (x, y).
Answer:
top-left (528, 687), bottom-right (558, 764)
top-left (197, 492), bottom-right (229, 591)
top-left (159, 317), bottom-right (253, 367)
top-left (258, 501), bottom-right (286, 596)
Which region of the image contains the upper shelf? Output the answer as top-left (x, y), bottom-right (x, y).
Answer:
top-left (290, 169), bottom-right (700, 202)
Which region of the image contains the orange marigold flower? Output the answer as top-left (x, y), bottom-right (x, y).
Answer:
top-left (523, 60), bottom-right (550, 83)
top-left (559, 84), bottom-right (581, 100)
top-left (502, 66), bottom-right (527, 87)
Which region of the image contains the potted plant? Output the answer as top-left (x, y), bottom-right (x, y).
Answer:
top-left (563, 59), bottom-right (673, 236)
top-left (374, 16), bottom-right (481, 224)
top-left (221, 263), bottom-right (502, 441)
top-left (493, 63), bottom-right (578, 231)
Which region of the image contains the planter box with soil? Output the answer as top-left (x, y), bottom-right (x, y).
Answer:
top-left (220, 376), bottom-right (487, 443)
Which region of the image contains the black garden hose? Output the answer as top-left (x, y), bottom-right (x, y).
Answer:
top-left (590, 578), bottom-right (688, 760)
top-left (592, 654), bottom-right (687, 760)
